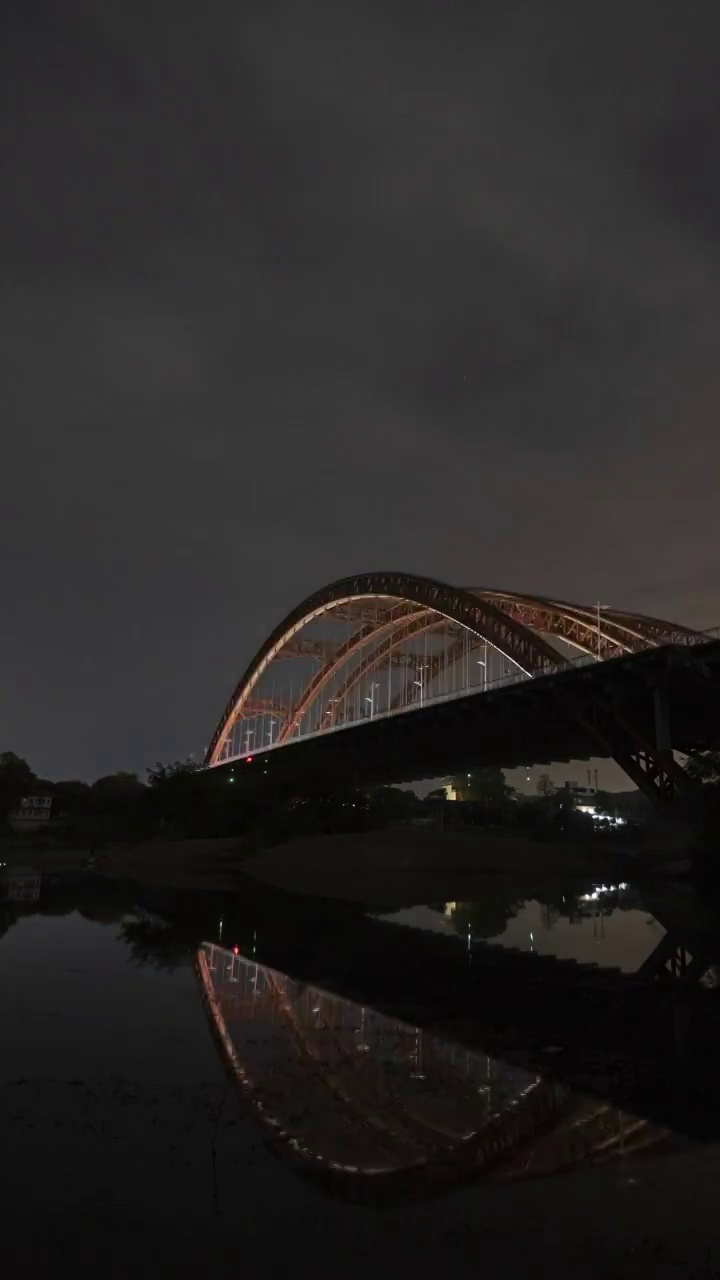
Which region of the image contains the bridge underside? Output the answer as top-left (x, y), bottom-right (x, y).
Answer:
top-left (219, 640), bottom-right (720, 810)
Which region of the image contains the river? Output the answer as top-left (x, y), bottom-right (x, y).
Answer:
top-left (3, 868), bottom-right (720, 1276)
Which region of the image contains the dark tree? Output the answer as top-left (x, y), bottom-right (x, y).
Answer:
top-left (452, 894), bottom-right (524, 941)
top-left (686, 750), bottom-right (720, 786)
top-left (451, 767), bottom-right (514, 804)
top-left (0, 751), bottom-right (37, 820)
top-left (536, 773), bottom-right (556, 797)
top-left (89, 771), bottom-right (154, 842)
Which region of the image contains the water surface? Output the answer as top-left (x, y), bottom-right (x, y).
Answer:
top-left (3, 869), bottom-right (720, 1275)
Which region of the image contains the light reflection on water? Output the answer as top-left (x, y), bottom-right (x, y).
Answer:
top-left (198, 939), bottom-right (685, 1195)
top-left (4, 869), bottom-right (720, 1209)
top-left (479, 900), bottom-right (664, 972)
top-left (374, 885), bottom-right (666, 973)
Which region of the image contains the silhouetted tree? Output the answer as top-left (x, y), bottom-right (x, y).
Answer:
top-left (536, 773), bottom-right (556, 797)
top-left (50, 780), bottom-right (93, 822)
top-left (449, 767), bottom-right (517, 822)
top-left (120, 916), bottom-right (194, 970)
top-left (452, 894), bottom-right (524, 941)
top-left (452, 767), bottom-right (514, 803)
top-left (686, 750), bottom-right (720, 786)
top-left (0, 751), bottom-right (37, 821)
top-left (88, 771), bottom-right (154, 842)
top-left (365, 786), bottom-right (419, 823)
top-left (146, 758), bottom-right (218, 836)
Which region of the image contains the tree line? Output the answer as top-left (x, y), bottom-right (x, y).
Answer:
top-left (9, 748), bottom-right (718, 850)
top-left (0, 751), bottom-right (235, 844)
top-left (0, 750), bottom-right (426, 846)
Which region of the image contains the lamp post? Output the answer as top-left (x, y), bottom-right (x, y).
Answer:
top-left (366, 682), bottom-right (380, 719)
top-left (595, 601), bottom-right (609, 662)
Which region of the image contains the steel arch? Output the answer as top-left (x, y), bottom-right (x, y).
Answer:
top-left (205, 572), bottom-right (565, 765)
top-left (205, 572), bottom-right (703, 767)
top-left (468, 591), bottom-right (696, 660)
top-left (277, 607), bottom-right (432, 742)
top-left (323, 611), bottom-right (447, 728)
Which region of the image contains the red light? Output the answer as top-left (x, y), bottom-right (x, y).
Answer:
top-left (246, 756), bottom-right (253, 763)
top-left (233, 946), bottom-right (239, 955)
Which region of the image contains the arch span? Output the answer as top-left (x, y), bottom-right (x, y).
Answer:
top-left (205, 572), bottom-right (702, 767)
top-left (205, 572), bottom-right (566, 765)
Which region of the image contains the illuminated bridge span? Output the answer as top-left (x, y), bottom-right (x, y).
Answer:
top-left (206, 572), bottom-right (700, 763)
top-left (204, 572), bottom-right (717, 805)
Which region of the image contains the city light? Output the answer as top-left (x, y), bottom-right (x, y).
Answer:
top-left (577, 802), bottom-right (626, 827)
top-left (580, 882), bottom-right (630, 902)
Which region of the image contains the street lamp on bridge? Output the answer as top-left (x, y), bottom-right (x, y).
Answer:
top-left (366, 682), bottom-right (380, 719)
top-left (595, 601), bottom-right (609, 662)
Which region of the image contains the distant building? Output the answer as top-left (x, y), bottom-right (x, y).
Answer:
top-left (2, 867), bottom-right (42, 902)
top-left (562, 781), bottom-right (596, 801)
top-left (9, 794), bottom-right (52, 832)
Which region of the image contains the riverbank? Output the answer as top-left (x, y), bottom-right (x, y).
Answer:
top-left (3, 826), bottom-right (633, 902)
top-left (0, 836), bottom-right (248, 890)
top-left (237, 827), bottom-right (632, 906)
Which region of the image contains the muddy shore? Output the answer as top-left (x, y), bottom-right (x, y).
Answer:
top-left (4, 827), bottom-right (632, 902)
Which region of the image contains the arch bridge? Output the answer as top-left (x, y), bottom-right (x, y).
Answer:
top-left (205, 572), bottom-right (711, 805)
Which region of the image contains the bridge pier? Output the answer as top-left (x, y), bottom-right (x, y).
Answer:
top-left (570, 681), bottom-right (696, 815)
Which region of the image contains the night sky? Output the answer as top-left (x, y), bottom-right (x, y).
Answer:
top-left (3, 1), bottom-right (719, 781)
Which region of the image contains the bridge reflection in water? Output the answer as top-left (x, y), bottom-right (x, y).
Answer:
top-left (197, 942), bottom-right (681, 1199)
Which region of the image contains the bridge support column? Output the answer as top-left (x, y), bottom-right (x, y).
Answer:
top-left (570, 686), bottom-right (696, 814)
top-left (654, 686), bottom-right (672, 753)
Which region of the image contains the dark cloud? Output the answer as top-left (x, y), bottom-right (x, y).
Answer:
top-left (2, 0), bottom-right (720, 777)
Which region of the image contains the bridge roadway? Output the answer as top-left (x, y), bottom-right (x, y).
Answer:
top-left (220, 638), bottom-right (720, 803)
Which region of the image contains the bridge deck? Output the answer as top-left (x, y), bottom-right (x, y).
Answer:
top-left (223, 639), bottom-right (720, 788)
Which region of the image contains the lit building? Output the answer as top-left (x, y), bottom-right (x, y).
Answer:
top-left (9, 794), bottom-right (52, 832)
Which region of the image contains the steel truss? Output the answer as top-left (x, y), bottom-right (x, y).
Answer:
top-left (206, 573), bottom-right (705, 784)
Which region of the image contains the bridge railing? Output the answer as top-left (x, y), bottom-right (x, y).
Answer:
top-left (216, 625), bottom-right (720, 765)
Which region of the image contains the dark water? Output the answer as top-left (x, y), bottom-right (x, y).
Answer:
top-left (3, 869), bottom-right (720, 1276)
